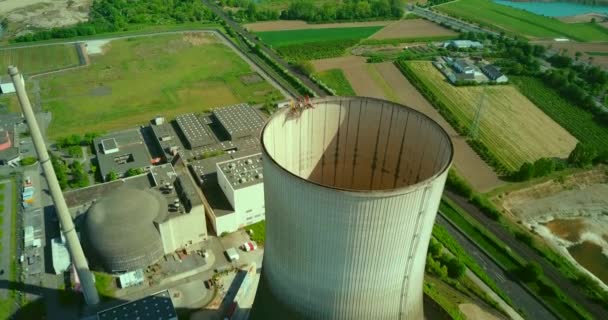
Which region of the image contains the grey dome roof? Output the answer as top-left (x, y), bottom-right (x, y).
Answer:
top-left (84, 187), bottom-right (167, 272)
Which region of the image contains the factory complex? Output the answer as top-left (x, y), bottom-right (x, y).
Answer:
top-left (56, 103), bottom-right (267, 277)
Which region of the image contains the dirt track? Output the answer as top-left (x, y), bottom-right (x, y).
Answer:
top-left (244, 20), bottom-right (392, 32)
top-left (370, 19), bottom-right (457, 39)
top-left (312, 56), bottom-right (504, 191)
top-left (532, 40), bottom-right (608, 68)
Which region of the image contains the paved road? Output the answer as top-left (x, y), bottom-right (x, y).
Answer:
top-left (436, 214), bottom-right (556, 320)
top-left (0, 180), bottom-right (14, 299)
top-left (445, 191), bottom-right (607, 319)
top-left (202, 0), bottom-right (327, 98)
top-left (411, 6), bottom-right (500, 38)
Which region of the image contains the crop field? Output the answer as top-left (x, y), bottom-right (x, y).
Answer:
top-left (406, 62), bottom-right (577, 171)
top-left (511, 76), bottom-right (608, 153)
top-left (370, 19), bottom-right (457, 40)
top-left (313, 69), bottom-right (355, 96)
top-left (255, 26), bottom-right (383, 47)
top-left (244, 20), bottom-right (391, 32)
top-left (0, 44), bottom-right (80, 75)
top-left (34, 33), bottom-right (280, 138)
top-left (436, 0), bottom-right (608, 42)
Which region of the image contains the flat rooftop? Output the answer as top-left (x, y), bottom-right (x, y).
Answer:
top-left (93, 129), bottom-right (152, 179)
top-left (97, 290), bottom-right (177, 320)
top-left (213, 103), bottom-right (265, 139)
top-left (217, 153), bottom-right (263, 190)
top-left (175, 113), bottom-right (215, 149)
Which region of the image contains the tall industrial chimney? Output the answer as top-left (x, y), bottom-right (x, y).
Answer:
top-left (251, 97), bottom-right (453, 319)
top-left (9, 66), bottom-right (100, 305)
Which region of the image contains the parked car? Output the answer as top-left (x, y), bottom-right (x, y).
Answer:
top-left (241, 241), bottom-right (257, 252)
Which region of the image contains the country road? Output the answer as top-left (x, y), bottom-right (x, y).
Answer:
top-left (436, 214), bottom-right (557, 320)
top-left (445, 191), bottom-right (607, 319)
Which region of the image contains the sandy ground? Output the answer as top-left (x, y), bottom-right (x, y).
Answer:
top-left (0, 0), bottom-right (91, 37)
top-left (370, 19), bottom-right (457, 39)
top-left (459, 303), bottom-right (503, 320)
top-left (532, 40), bottom-right (608, 68)
top-left (244, 20), bottom-right (392, 32)
top-left (311, 56), bottom-right (503, 191)
top-left (498, 169), bottom-right (608, 289)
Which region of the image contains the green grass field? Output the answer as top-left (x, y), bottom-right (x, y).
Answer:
top-left (436, 0), bottom-right (608, 42)
top-left (32, 34), bottom-right (280, 138)
top-left (0, 44), bottom-right (80, 75)
top-left (511, 76), bottom-right (608, 153)
top-left (256, 26), bottom-right (383, 47)
top-left (246, 220), bottom-right (266, 245)
top-left (313, 69), bottom-right (355, 95)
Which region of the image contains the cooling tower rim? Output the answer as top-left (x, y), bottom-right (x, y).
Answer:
top-left (260, 96), bottom-right (454, 196)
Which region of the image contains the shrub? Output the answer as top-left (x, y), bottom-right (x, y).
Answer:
top-left (519, 262), bottom-right (543, 282)
top-left (20, 157), bottom-right (37, 166)
top-left (446, 170), bottom-right (473, 199)
top-left (470, 194), bottom-right (500, 220)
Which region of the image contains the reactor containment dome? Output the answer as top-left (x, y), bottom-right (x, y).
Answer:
top-left (251, 96), bottom-right (453, 319)
top-left (84, 187), bottom-right (167, 273)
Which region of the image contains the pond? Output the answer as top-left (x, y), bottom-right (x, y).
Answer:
top-left (568, 241), bottom-right (608, 285)
top-left (494, 1), bottom-right (608, 17)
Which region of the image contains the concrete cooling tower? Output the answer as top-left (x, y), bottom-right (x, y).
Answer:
top-left (251, 96), bottom-right (453, 319)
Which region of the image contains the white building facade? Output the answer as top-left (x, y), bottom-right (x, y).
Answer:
top-left (214, 154), bottom-right (265, 235)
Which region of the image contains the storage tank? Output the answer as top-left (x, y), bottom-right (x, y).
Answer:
top-left (251, 96), bottom-right (453, 319)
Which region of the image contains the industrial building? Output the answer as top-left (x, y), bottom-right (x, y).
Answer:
top-left (213, 103), bottom-right (265, 140)
top-left (78, 163), bottom-right (207, 273)
top-left (93, 129), bottom-right (155, 181)
top-left (481, 64), bottom-right (509, 83)
top-left (97, 290), bottom-right (177, 320)
top-left (175, 113), bottom-right (215, 149)
top-left (214, 154), bottom-right (264, 234)
top-left (0, 113), bottom-right (23, 166)
top-left (251, 97), bottom-right (453, 319)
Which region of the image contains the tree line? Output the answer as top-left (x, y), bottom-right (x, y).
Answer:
top-left (222, 0), bottom-right (403, 23)
top-left (14, 0), bottom-right (215, 42)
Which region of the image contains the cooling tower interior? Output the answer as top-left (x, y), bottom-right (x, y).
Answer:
top-left (251, 96), bottom-right (453, 320)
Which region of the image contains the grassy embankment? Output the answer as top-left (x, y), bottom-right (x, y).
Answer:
top-left (436, 0), bottom-right (608, 42)
top-left (19, 34), bottom-right (280, 138)
top-left (312, 69), bottom-right (356, 96)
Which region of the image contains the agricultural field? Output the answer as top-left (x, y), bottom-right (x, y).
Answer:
top-left (0, 44), bottom-right (81, 75)
top-left (256, 26), bottom-right (383, 61)
top-left (256, 26), bottom-right (383, 47)
top-left (436, 0), bottom-right (608, 42)
top-left (511, 76), bottom-right (608, 153)
top-left (312, 69), bottom-right (355, 96)
top-left (370, 19), bottom-right (457, 40)
top-left (244, 20), bottom-right (391, 32)
top-left (405, 61), bottom-right (577, 171)
top-left (312, 56), bottom-right (503, 191)
top-left (32, 33), bottom-right (280, 138)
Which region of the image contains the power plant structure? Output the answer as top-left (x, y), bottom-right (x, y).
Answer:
top-left (251, 96), bottom-right (453, 319)
top-left (9, 66), bottom-right (100, 305)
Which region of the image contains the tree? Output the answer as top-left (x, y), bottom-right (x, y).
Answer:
top-left (568, 142), bottom-right (597, 168)
top-left (445, 257), bottom-right (466, 279)
top-left (520, 262), bottom-right (543, 282)
top-left (67, 146), bottom-right (83, 158)
top-left (106, 171), bottom-right (119, 181)
top-left (513, 162), bottom-right (534, 181)
top-left (575, 51), bottom-right (582, 61)
top-left (428, 238), bottom-right (442, 257)
top-left (125, 168), bottom-right (144, 177)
